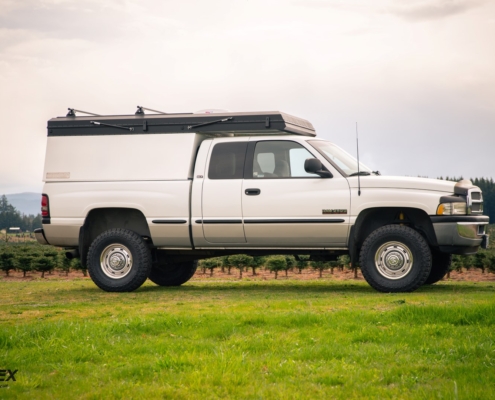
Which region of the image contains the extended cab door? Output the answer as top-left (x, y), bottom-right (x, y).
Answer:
top-left (200, 139), bottom-right (248, 243)
top-left (242, 139), bottom-right (351, 247)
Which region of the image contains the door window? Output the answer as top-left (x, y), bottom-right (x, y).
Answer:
top-left (208, 142), bottom-right (248, 179)
top-left (252, 141), bottom-right (319, 179)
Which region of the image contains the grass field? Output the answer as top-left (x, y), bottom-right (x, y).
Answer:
top-left (1, 279), bottom-right (494, 399)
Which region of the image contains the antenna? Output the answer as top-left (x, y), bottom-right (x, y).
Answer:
top-left (356, 122), bottom-right (361, 196)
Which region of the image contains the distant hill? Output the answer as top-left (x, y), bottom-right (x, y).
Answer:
top-left (5, 192), bottom-right (41, 216)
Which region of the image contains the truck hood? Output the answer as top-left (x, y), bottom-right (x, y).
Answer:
top-left (346, 176), bottom-right (456, 193)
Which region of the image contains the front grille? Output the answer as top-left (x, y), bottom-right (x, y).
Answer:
top-left (467, 189), bottom-right (483, 214)
top-left (471, 203), bottom-right (482, 212)
top-left (471, 192), bottom-right (481, 200)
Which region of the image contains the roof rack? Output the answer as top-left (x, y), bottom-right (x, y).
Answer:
top-left (66, 108), bottom-right (100, 117)
top-left (135, 106), bottom-right (167, 115)
top-left (48, 110), bottom-right (316, 137)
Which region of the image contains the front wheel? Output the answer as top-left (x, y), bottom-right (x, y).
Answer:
top-left (87, 229), bottom-right (152, 292)
top-left (148, 260), bottom-right (198, 287)
top-left (359, 225), bottom-right (431, 293)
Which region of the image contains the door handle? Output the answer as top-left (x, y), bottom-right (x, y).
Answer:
top-left (245, 188), bottom-right (261, 196)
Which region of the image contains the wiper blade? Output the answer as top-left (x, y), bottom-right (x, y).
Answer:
top-left (349, 171), bottom-right (371, 177)
top-left (187, 117), bottom-right (233, 130)
top-left (372, 170), bottom-right (381, 176)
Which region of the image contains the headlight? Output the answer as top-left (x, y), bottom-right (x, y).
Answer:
top-left (436, 202), bottom-right (467, 215)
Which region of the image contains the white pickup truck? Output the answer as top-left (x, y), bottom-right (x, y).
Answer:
top-left (35, 108), bottom-right (489, 293)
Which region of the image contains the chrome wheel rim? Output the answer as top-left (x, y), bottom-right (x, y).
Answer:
top-left (100, 244), bottom-right (133, 279)
top-left (374, 241), bottom-right (413, 280)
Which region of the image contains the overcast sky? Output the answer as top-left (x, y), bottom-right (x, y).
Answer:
top-left (1, 0), bottom-right (494, 194)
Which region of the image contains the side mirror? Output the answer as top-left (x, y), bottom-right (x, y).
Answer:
top-left (304, 158), bottom-right (333, 178)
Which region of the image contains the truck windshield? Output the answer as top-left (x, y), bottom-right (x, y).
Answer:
top-left (308, 140), bottom-right (372, 177)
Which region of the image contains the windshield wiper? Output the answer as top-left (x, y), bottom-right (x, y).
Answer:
top-left (349, 171), bottom-right (371, 177)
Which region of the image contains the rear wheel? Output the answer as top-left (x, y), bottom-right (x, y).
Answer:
top-left (424, 250), bottom-right (452, 285)
top-left (148, 260), bottom-right (198, 286)
top-left (359, 225), bottom-right (431, 292)
top-left (87, 229), bottom-right (151, 292)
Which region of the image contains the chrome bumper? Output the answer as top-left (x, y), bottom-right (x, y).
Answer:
top-left (431, 215), bottom-right (489, 253)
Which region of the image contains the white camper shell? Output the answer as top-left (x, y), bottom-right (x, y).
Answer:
top-left (44, 111), bottom-right (315, 183)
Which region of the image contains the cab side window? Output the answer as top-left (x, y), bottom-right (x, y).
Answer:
top-left (252, 141), bottom-right (319, 179)
top-left (208, 142), bottom-right (248, 179)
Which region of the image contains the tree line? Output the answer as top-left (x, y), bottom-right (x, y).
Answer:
top-left (0, 242), bottom-right (85, 278)
top-left (1, 241), bottom-right (494, 280)
top-left (199, 251), bottom-right (495, 279)
top-left (0, 195), bottom-right (41, 231)
top-left (0, 243), bottom-right (357, 279)
top-left (199, 254), bottom-right (357, 279)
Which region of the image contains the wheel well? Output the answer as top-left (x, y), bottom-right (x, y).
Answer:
top-left (350, 207), bottom-right (437, 264)
top-left (79, 208), bottom-right (151, 267)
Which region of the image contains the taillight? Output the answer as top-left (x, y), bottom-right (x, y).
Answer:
top-left (41, 194), bottom-right (50, 218)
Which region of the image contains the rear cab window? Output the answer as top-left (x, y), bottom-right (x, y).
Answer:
top-left (208, 142), bottom-right (248, 180)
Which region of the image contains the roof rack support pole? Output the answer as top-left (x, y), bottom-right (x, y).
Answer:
top-left (66, 108), bottom-right (100, 117)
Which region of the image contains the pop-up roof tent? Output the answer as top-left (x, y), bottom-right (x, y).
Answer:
top-left (43, 108), bottom-right (316, 183)
top-left (47, 109), bottom-right (316, 137)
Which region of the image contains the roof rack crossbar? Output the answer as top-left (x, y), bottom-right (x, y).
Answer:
top-left (67, 108), bottom-right (100, 117)
top-left (136, 106), bottom-right (168, 115)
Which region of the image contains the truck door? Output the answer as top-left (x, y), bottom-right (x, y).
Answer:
top-left (200, 140), bottom-right (248, 243)
top-left (242, 139), bottom-right (351, 247)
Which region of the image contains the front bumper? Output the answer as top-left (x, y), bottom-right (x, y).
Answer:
top-left (431, 215), bottom-right (489, 254)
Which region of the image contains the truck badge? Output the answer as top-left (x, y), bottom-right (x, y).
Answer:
top-left (46, 172), bottom-right (70, 179)
top-left (323, 209), bottom-right (347, 215)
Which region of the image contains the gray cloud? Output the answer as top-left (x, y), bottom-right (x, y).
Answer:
top-left (0, 4), bottom-right (130, 43)
top-left (293, 0), bottom-right (485, 22)
top-left (0, 0), bottom-right (183, 49)
top-left (389, 0), bottom-right (485, 22)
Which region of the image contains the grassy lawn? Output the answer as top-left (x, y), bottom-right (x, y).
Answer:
top-left (0, 279), bottom-right (494, 399)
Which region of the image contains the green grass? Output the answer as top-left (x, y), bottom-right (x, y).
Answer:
top-left (1, 279), bottom-right (494, 399)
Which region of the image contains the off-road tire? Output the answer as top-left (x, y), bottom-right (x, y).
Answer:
top-left (148, 260), bottom-right (198, 286)
top-left (87, 229), bottom-right (151, 292)
top-left (359, 225), bottom-right (432, 293)
top-left (424, 250), bottom-right (452, 285)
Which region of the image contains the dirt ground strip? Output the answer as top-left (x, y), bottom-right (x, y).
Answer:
top-left (1, 267), bottom-right (494, 282)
